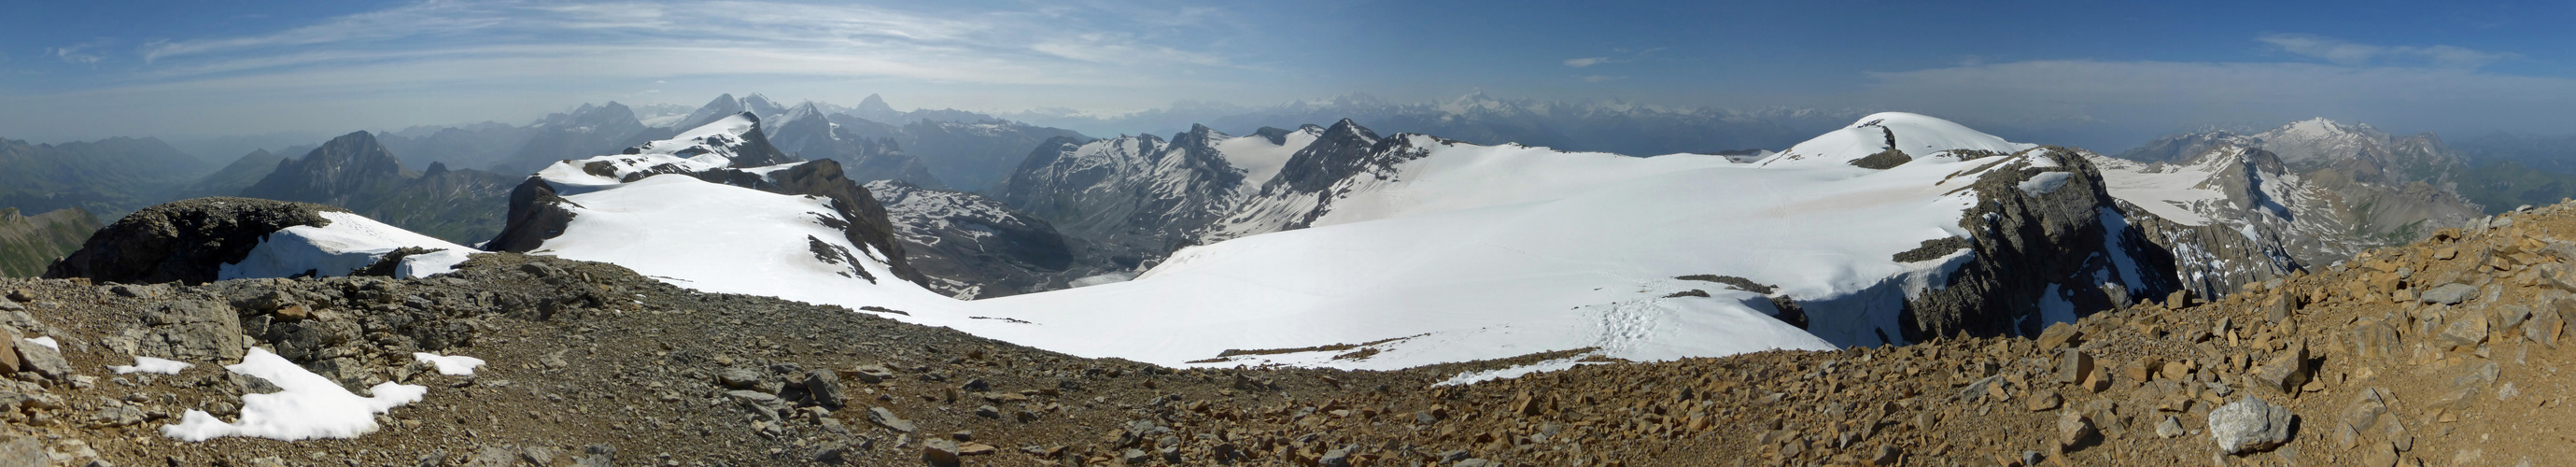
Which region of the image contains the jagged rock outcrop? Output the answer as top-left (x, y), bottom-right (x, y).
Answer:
top-left (483, 177), bottom-right (576, 254)
top-left (42, 197), bottom-right (347, 285)
top-left (1899, 148), bottom-right (2182, 340)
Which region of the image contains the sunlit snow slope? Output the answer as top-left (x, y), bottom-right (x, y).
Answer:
top-left (303, 112), bottom-right (2122, 379)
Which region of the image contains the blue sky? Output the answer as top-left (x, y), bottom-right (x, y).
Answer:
top-left (3, 0), bottom-right (2570, 149)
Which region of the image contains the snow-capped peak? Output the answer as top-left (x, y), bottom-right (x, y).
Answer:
top-left (1756, 112), bottom-right (2033, 168)
top-left (2273, 118), bottom-right (2354, 140)
top-left (540, 112), bottom-right (785, 187)
top-left (1321, 119), bottom-right (1380, 146)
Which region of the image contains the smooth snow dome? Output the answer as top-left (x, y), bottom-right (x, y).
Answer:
top-left (162, 347), bottom-right (427, 442)
top-left (24, 336), bottom-right (58, 350)
top-left (111, 356), bottom-right (192, 375)
top-left (534, 175), bottom-right (955, 313)
top-left (218, 212), bottom-right (477, 280)
top-left (1759, 112), bottom-right (2035, 168)
top-left (411, 352), bottom-right (486, 375)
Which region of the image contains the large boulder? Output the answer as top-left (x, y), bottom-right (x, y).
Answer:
top-left (43, 198), bottom-right (347, 285)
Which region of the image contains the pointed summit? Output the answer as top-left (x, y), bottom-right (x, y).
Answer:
top-left (740, 93), bottom-right (787, 120)
top-left (239, 131), bottom-right (409, 206)
top-left (1321, 119), bottom-right (1381, 144)
top-left (856, 93), bottom-right (894, 113)
top-left (671, 93), bottom-right (749, 130)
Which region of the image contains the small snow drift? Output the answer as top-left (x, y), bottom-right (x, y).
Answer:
top-left (412, 352), bottom-right (486, 375)
top-left (162, 347), bottom-right (427, 442)
top-left (110, 356), bottom-right (191, 375)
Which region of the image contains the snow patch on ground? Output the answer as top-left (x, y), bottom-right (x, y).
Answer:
top-left (411, 353), bottom-right (486, 375)
top-left (1435, 356), bottom-right (1602, 386)
top-left (162, 347), bottom-right (427, 442)
top-left (24, 336), bottom-right (57, 350)
top-left (110, 356), bottom-right (191, 375)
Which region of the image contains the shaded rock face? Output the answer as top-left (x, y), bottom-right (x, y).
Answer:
top-left (2114, 198), bottom-right (2302, 299)
top-left (867, 180), bottom-right (1119, 299)
top-left (989, 129), bottom-right (1245, 269)
top-left (1263, 120), bottom-right (1397, 197)
top-left (744, 160), bottom-right (925, 287)
top-left (43, 197), bottom-right (347, 285)
top-left (483, 177), bottom-right (576, 254)
top-left (1901, 149), bottom-right (2183, 341)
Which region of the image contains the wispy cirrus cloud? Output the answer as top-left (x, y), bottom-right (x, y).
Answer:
top-left (49, 39), bottom-right (111, 64)
top-left (2256, 33), bottom-right (2518, 69)
top-left (1, 0), bottom-right (1283, 140)
top-left (1562, 47), bottom-right (1661, 68)
top-left (100, 1), bottom-right (1256, 94)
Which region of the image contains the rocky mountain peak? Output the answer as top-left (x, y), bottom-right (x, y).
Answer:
top-left (237, 132), bottom-right (407, 207)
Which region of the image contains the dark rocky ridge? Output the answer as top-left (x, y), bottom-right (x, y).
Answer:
top-left (1899, 148), bottom-right (2183, 341)
top-left (41, 197), bottom-right (347, 285)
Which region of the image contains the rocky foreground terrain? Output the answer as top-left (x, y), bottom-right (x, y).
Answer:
top-left (9, 202), bottom-right (2576, 466)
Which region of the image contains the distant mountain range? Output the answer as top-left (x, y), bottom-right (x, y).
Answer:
top-left (1003, 92), bottom-right (1870, 159)
top-left (0, 206), bottom-right (99, 277)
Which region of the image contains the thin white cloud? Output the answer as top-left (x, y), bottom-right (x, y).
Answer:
top-left (2257, 33), bottom-right (2517, 69)
top-left (1564, 57), bottom-right (1608, 68)
top-left (50, 40), bottom-right (110, 64)
top-left (1860, 59), bottom-right (2576, 137)
top-left (86, 0), bottom-right (1253, 96)
top-left (1581, 75), bottom-right (1622, 83)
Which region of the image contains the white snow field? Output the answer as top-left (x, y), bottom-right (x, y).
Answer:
top-left (216, 112), bottom-right (2112, 381)
top-left (218, 211), bottom-right (478, 280)
top-left (162, 347), bottom-right (428, 442)
top-left (500, 112), bottom-right (2089, 375)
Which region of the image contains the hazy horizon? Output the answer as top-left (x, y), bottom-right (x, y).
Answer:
top-left (5, 1), bottom-right (2571, 152)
